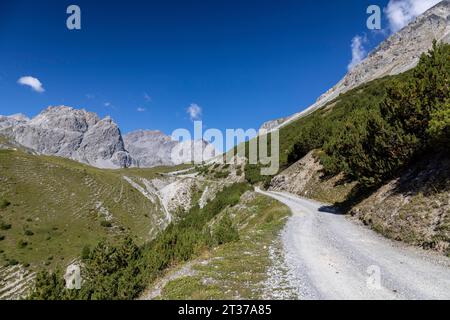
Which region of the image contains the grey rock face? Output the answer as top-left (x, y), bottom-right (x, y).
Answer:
top-left (0, 114), bottom-right (29, 130)
top-left (0, 106), bottom-right (131, 168)
top-left (260, 117), bottom-right (287, 131)
top-left (124, 130), bottom-right (217, 167)
top-left (0, 106), bottom-right (216, 169)
top-left (317, 1), bottom-right (450, 106)
top-left (268, 1), bottom-right (450, 130)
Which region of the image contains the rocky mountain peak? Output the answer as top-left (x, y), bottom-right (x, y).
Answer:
top-left (7, 114), bottom-right (29, 122)
top-left (0, 106), bottom-right (216, 169)
top-left (0, 106), bottom-right (131, 169)
top-left (30, 105), bottom-right (100, 130)
top-left (124, 130), bottom-right (217, 168)
top-left (263, 0), bottom-right (450, 130)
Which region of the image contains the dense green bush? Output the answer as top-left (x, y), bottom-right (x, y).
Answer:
top-left (243, 42), bottom-right (449, 189)
top-left (0, 221), bottom-right (12, 230)
top-left (212, 214), bottom-right (239, 245)
top-left (0, 199), bottom-right (11, 209)
top-left (100, 220), bottom-right (112, 228)
top-left (429, 107), bottom-right (450, 143)
top-left (81, 245), bottom-right (91, 261)
top-left (7, 259), bottom-right (19, 266)
top-left (286, 75), bottom-right (391, 169)
top-left (244, 164), bottom-right (272, 188)
top-left (17, 240), bottom-right (28, 248)
top-left (28, 42), bottom-right (449, 301)
top-left (244, 64), bottom-right (395, 187)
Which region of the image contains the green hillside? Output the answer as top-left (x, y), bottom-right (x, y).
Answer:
top-left (0, 146), bottom-right (187, 273)
top-left (244, 42), bottom-right (449, 192)
top-left (242, 42), bottom-right (449, 256)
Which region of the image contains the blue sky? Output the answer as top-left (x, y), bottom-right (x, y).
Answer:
top-left (0, 0), bottom-right (434, 135)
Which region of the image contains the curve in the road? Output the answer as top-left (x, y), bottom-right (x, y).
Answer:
top-left (256, 188), bottom-right (450, 300)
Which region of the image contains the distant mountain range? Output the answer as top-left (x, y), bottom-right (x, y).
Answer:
top-left (124, 129), bottom-right (214, 168)
top-left (0, 106), bottom-right (216, 169)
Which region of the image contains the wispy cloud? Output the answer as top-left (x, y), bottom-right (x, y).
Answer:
top-left (86, 93), bottom-right (96, 99)
top-left (385, 0), bottom-right (442, 32)
top-left (143, 92), bottom-right (152, 102)
top-left (103, 102), bottom-right (119, 110)
top-left (187, 103), bottom-right (202, 121)
top-left (348, 35), bottom-right (367, 71)
top-left (346, 0), bottom-right (441, 73)
top-left (17, 76), bottom-right (45, 93)
top-left (137, 107), bottom-right (146, 112)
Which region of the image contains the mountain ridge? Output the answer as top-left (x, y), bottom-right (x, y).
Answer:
top-left (0, 106), bottom-right (216, 169)
top-left (262, 0), bottom-right (450, 131)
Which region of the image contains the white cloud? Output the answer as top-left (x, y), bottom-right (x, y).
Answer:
top-left (187, 103), bottom-right (202, 121)
top-left (17, 76), bottom-right (45, 93)
top-left (385, 0), bottom-right (442, 32)
top-left (348, 35), bottom-right (367, 71)
top-left (104, 102), bottom-right (112, 107)
top-left (137, 107), bottom-right (146, 112)
top-left (346, 0), bottom-right (440, 73)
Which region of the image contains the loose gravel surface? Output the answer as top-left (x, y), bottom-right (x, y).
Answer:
top-left (257, 189), bottom-right (450, 300)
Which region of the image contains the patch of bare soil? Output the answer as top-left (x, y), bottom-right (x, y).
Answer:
top-left (351, 154), bottom-right (450, 255)
top-left (269, 151), bottom-right (355, 204)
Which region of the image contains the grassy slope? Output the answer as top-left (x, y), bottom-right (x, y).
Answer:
top-left (277, 74), bottom-right (401, 168)
top-left (153, 193), bottom-right (291, 300)
top-left (0, 147), bottom-right (188, 271)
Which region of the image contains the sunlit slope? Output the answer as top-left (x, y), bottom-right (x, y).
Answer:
top-left (0, 147), bottom-right (177, 271)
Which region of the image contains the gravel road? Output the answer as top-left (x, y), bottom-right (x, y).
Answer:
top-left (256, 189), bottom-right (450, 300)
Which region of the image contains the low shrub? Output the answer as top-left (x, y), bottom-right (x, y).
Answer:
top-left (100, 220), bottom-right (112, 228)
top-left (18, 240), bottom-right (28, 248)
top-left (213, 171), bottom-right (230, 179)
top-left (81, 245), bottom-right (91, 260)
top-left (0, 199), bottom-right (11, 209)
top-left (212, 214), bottom-right (239, 245)
top-left (8, 259), bottom-right (19, 266)
top-left (0, 222), bottom-right (12, 230)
